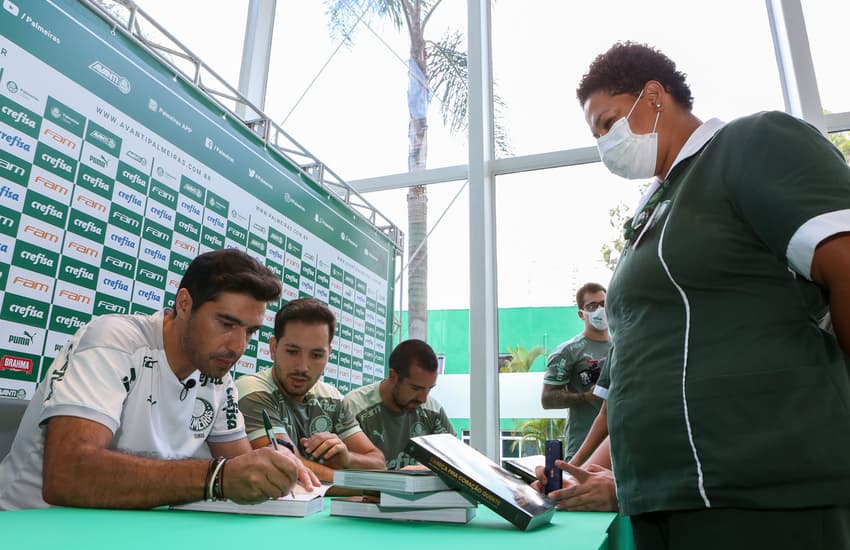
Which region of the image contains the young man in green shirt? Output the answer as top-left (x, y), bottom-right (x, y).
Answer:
top-left (236, 298), bottom-right (385, 482)
top-left (343, 339), bottom-right (455, 469)
top-left (541, 282), bottom-right (611, 461)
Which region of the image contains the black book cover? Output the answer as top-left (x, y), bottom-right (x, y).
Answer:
top-left (406, 433), bottom-right (556, 531)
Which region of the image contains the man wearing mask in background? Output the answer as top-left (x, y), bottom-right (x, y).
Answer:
top-left (541, 282), bottom-right (610, 461)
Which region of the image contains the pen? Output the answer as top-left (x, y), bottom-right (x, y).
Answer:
top-left (262, 409), bottom-right (294, 498)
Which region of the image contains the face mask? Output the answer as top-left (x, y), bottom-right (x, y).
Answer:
top-left (596, 89), bottom-right (660, 179)
top-left (585, 307), bottom-right (608, 331)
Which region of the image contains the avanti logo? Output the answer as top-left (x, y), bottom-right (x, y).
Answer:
top-left (126, 150), bottom-right (146, 165)
top-left (89, 61), bottom-right (131, 94)
top-left (89, 130), bottom-right (116, 150)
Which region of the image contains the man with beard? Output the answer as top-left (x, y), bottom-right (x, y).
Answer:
top-left (343, 339), bottom-right (455, 469)
top-left (0, 249), bottom-right (318, 510)
top-left (237, 298), bottom-right (385, 482)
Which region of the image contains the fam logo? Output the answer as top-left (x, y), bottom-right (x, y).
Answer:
top-left (189, 397), bottom-right (215, 432)
top-left (42, 127), bottom-right (76, 152)
top-left (89, 61), bottom-right (131, 94)
top-left (284, 192), bottom-right (306, 213)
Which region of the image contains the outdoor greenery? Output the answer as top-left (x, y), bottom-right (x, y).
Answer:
top-left (511, 417), bottom-right (566, 455)
top-left (499, 344), bottom-right (545, 373)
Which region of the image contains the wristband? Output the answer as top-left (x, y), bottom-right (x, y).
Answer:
top-left (275, 437), bottom-right (296, 453)
top-left (205, 456), bottom-right (227, 501)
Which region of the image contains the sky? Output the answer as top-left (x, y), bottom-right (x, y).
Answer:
top-left (115, 0), bottom-right (847, 311)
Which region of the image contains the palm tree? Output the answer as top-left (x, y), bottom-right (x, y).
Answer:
top-left (325, 0), bottom-right (508, 341)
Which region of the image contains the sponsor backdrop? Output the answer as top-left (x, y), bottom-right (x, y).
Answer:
top-left (0, 0), bottom-right (396, 401)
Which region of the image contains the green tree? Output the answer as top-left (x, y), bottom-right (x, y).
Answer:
top-left (325, 1), bottom-right (509, 340)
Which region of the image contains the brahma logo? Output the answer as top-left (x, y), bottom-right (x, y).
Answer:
top-left (89, 61), bottom-right (131, 94)
top-left (0, 355), bottom-right (32, 375)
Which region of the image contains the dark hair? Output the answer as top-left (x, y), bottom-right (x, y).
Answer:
top-left (179, 249), bottom-right (281, 311)
top-left (273, 297), bottom-right (336, 343)
top-left (388, 339), bottom-right (438, 379)
top-left (576, 41), bottom-right (693, 111)
top-left (576, 282), bottom-right (606, 310)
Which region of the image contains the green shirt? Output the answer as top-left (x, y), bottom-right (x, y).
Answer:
top-left (543, 333), bottom-right (610, 459)
top-left (343, 381), bottom-right (455, 469)
top-left (607, 112), bottom-right (850, 516)
top-left (236, 368), bottom-right (360, 456)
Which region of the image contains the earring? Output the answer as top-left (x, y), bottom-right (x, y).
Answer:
top-left (656, 103), bottom-right (661, 108)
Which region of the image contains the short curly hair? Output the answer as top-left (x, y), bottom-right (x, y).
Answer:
top-left (576, 41), bottom-right (693, 111)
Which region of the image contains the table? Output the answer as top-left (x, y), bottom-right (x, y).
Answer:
top-left (0, 501), bottom-right (633, 550)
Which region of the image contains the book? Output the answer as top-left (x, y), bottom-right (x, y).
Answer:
top-left (169, 483), bottom-right (329, 517)
top-left (406, 433), bottom-right (556, 530)
top-left (379, 489), bottom-right (476, 509)
top-left (330, 496), bottom-right (476, 524)
top-left (332, 469), bottom-right (450, 493)
top-left (503, 455), bottom-right (545, 484)
top-left (170, 491), bottom-right (323, 517)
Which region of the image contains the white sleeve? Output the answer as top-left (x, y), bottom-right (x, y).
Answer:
top-left (39, 329), bottom-right (132, 434)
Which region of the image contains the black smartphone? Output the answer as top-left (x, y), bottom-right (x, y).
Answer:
top-left (544, 439), bottom-right (563, 494)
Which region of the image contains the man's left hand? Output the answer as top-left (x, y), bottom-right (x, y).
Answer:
top-left (301, 432), bottom-right (350, 469)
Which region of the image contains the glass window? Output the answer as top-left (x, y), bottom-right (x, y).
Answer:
top-left (131, 0), bottom-right (248, 87)
top-left (265, 2), bottom-right (469, 181)
top-left (801, 0), bottom-right (850, 116)
top-left (491, 0), bottom-right (784, 157)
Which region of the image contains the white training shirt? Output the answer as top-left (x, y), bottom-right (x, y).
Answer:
top-left (0, 310), bottom-right (246, 510)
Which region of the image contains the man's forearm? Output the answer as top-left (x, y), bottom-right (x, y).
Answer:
top-left (542, 386), bottom-right (595, 409)
top-left (345, 450), bottom-right (386, 471)
top-left (43, 447), bottom-right (208, 509)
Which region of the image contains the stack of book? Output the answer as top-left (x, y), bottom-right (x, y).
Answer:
top-left (330, 469), bottom-right (477, 524)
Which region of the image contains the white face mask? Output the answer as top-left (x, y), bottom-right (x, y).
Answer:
top-left (585, 307), bottom-right (608, 331)
top-left (596, 89), bottom-right (660, 179)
